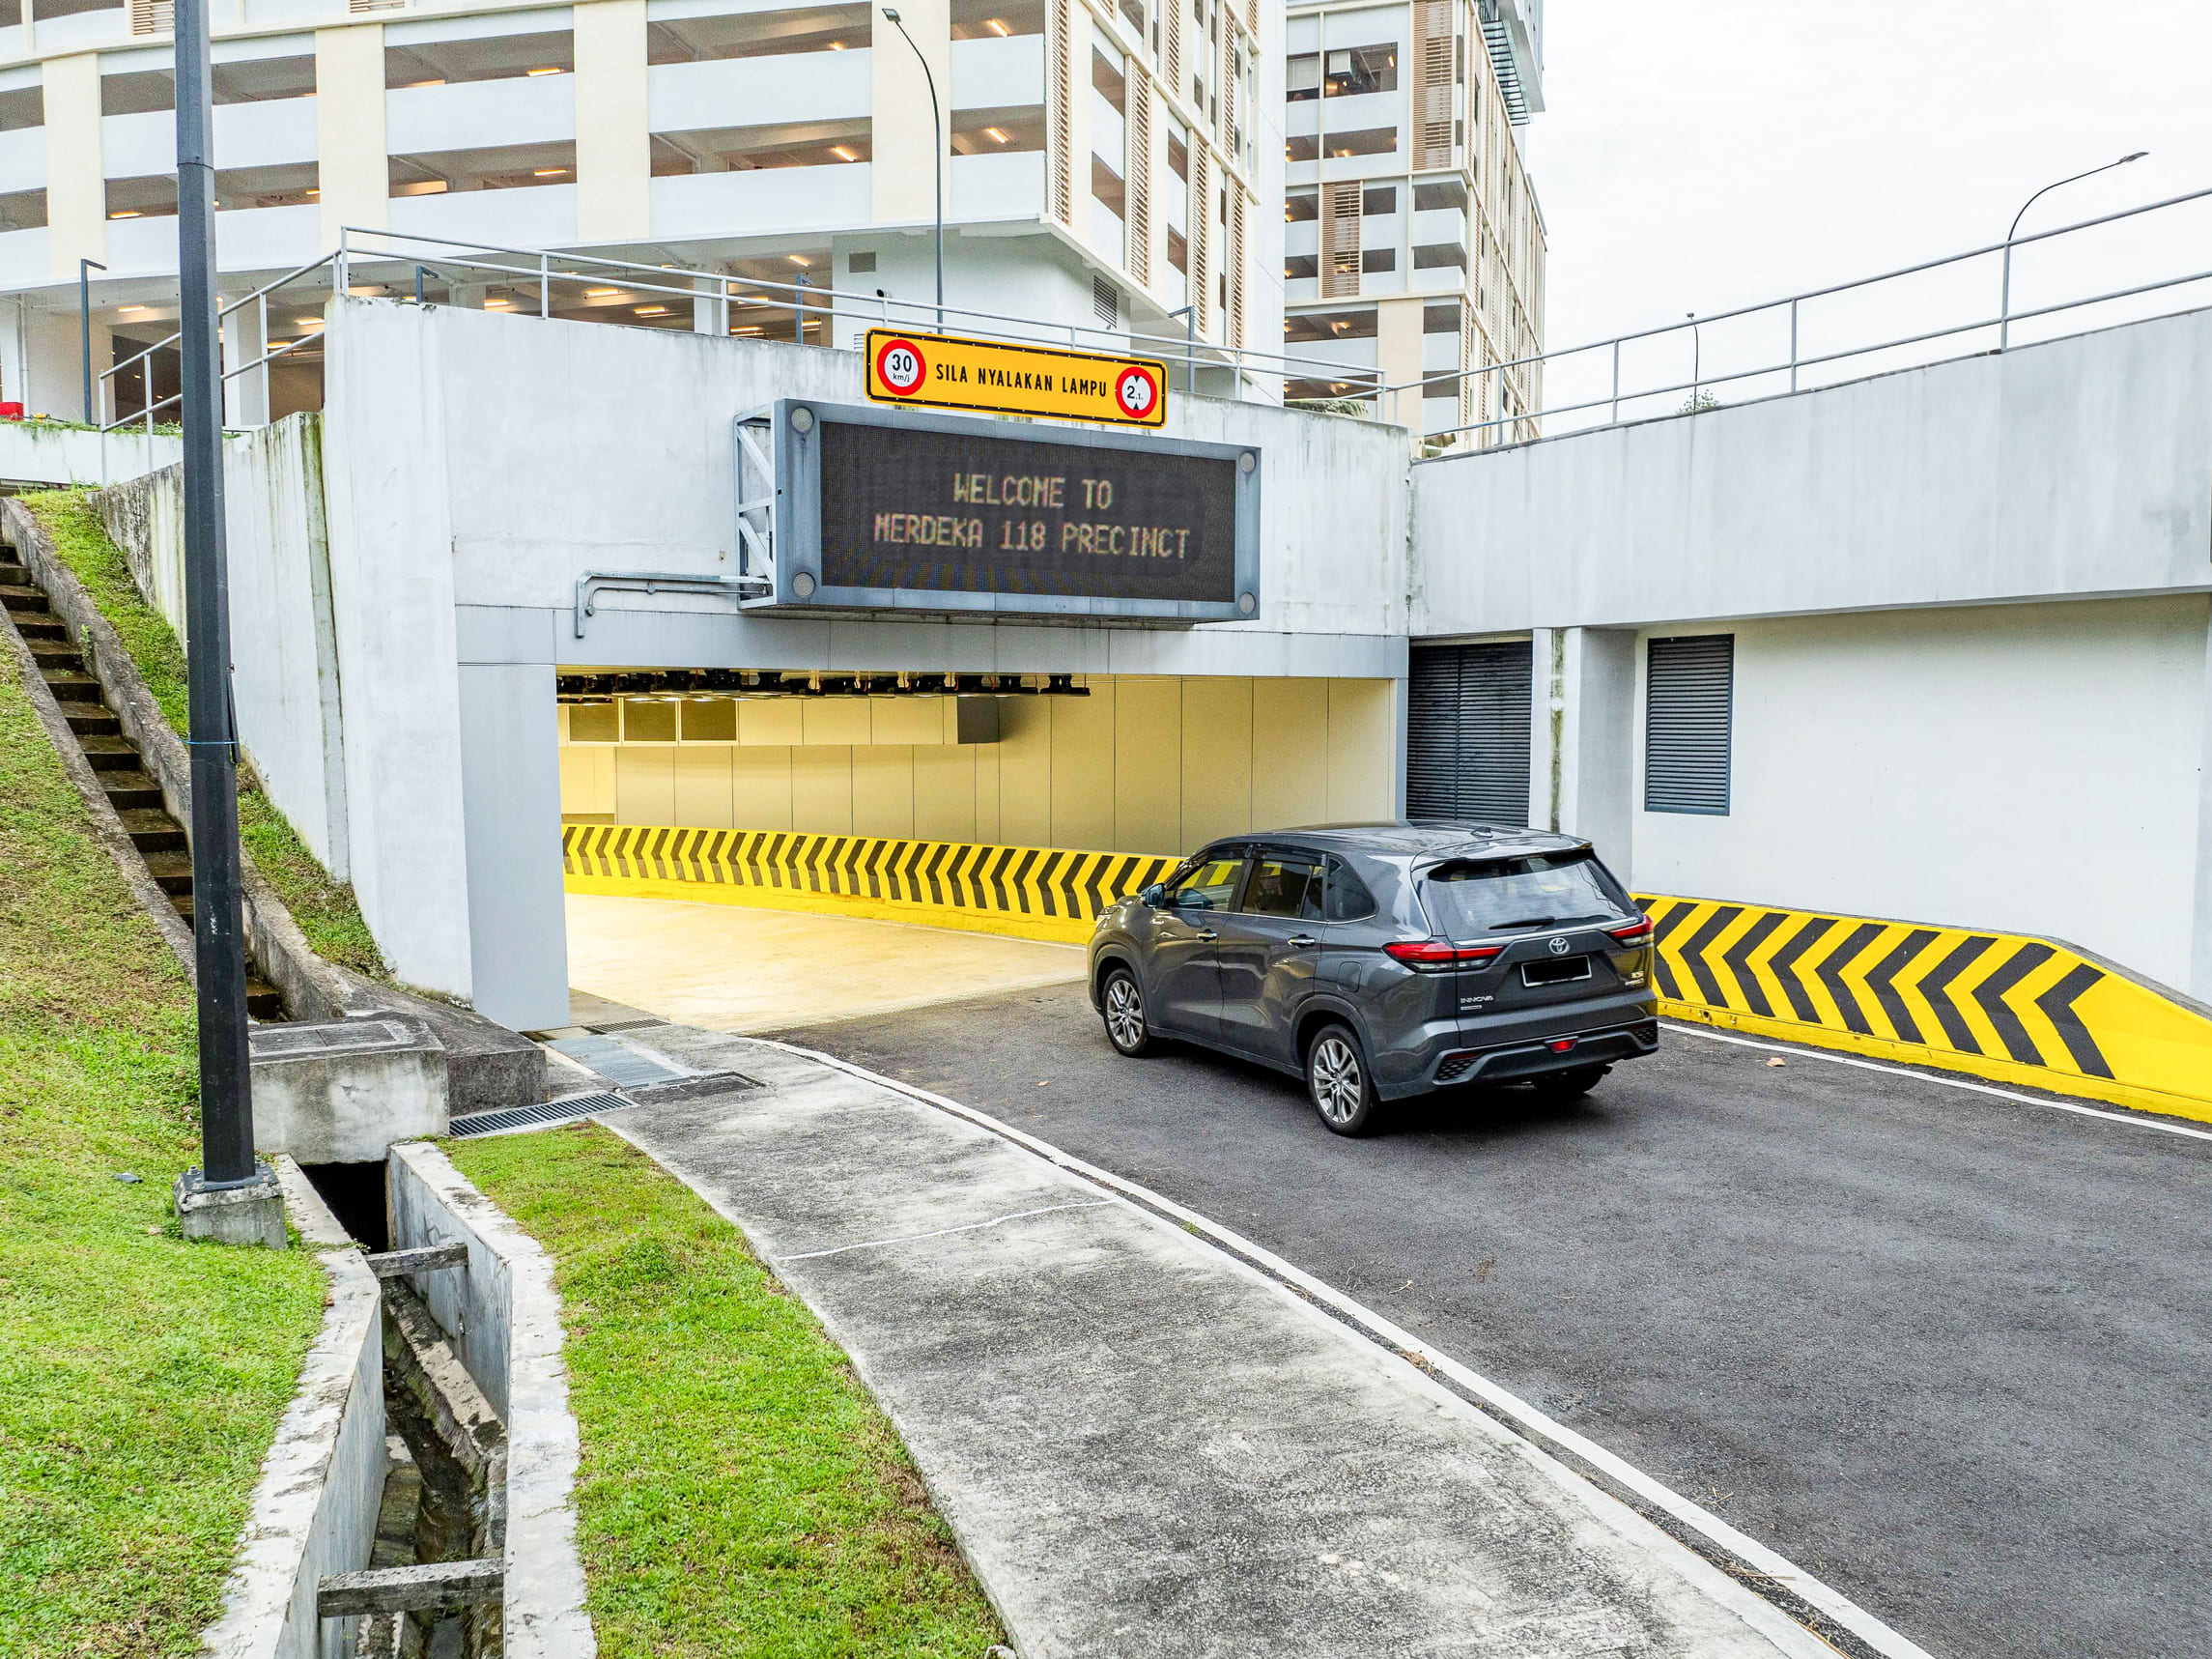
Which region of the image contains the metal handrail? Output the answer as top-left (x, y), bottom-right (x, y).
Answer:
top-left (95, 223), bottom-right (1388, 434)
top-left (1396, 182), bottom-right (2212, 449)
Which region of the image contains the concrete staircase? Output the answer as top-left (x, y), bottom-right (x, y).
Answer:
top-left (0, 544), bottom-right (284, 1019)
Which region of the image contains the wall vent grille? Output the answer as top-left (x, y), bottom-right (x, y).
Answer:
top-left (1645, 635), bottom-right (1735, 815)
top-left (1406, 642), bottom-right (1532, 823)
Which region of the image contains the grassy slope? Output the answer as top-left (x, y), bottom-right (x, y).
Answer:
top-left (20, 490), bottom-right (386, 979)
top-left (0, 622), bottom-right (326, 1657)
top-left (450, 1127), bottom-right (1008, 1659)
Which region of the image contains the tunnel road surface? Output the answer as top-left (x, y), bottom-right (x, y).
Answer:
top-left (770, 982), bottom-right (2212, 1659)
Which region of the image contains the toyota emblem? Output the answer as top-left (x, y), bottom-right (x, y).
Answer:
top-left (1547, 935), bottom-right (1570, 956)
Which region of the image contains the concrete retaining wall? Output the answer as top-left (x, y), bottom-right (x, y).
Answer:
top-left (0, 419), bottom-right (182, 487)
top-left (201, 1158), bottom-right (385, 1659)
top-left (385, 1141), bottom-right (594, 1658)
top-left (95, 414), bottom-right (352, 879)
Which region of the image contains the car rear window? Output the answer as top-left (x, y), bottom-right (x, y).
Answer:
top-left (1420, 851), bottom-right (1631, 938)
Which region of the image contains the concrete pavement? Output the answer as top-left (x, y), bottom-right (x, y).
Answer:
top-left (595, 1025), bottom-right (1844, 1659)
top-left (779, 982), bottom-right (2212, 1659)
top-left (562, 894), bottom-right (1086, 1032)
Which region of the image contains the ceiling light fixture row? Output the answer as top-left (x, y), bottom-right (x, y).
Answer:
top-left (555, 670), bottom-right (1091, 701)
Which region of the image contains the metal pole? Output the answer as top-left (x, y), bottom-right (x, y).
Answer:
top-left (79, 259), bottom-right (107, 423)
top-left (795, 272), bottom-right (808, 344)
top-left (1608, 337), bottom-right (1619, 424)
top-left (539, 251), bottom-right (550, 318)
top-left (256, 290), bottom-right (269, 417)
top-left (1999, 152), bottom-right (2146, 351)
top-left (883, 9), bottom-right (943, 331)
top-left (175, 0), bottom-right (257, 1188)
top-left (1788, 298), bottom-right (1799, 392)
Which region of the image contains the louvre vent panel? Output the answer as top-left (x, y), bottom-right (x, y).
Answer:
top-left (1406, 642), bottom-right (1532, 825)
top-left (1644, 635), bottom-right (1734, 814)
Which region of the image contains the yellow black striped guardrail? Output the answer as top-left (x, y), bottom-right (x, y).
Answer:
top-left (562, 823), bottom-right (1181, 944)
top-left (1635, 892), bottom-right (2212, 1124)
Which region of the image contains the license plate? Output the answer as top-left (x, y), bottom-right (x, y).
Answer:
top-left (1520, 956), bottom-right (1592, 987)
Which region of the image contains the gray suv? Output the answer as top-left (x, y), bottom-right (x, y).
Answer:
top-left (1087, 822), bottom-right (1658, 1135)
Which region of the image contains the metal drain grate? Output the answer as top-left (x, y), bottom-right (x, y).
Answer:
top-left (449, 1091), bottom-right (635, 1138)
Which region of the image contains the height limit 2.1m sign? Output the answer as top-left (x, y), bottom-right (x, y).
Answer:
top-left (864, 329), bottom-right (1168, 428)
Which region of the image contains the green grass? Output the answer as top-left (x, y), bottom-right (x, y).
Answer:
top-left (0, 623), bottom-right (327, 1658)
top-left (449, 1127), bottom-right (1008, 1659)
top-left (20, 489), bottom-right (387, 979)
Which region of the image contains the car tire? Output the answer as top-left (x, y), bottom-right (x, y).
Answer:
top-left (1099, 966), bottom-right (1153, 1057)
top-left (1530, 1063), bottom-right (1610, 1101)
top-left (1306, 1022), bottom-right (1381, 1136)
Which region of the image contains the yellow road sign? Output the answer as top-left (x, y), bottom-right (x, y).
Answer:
top-left (864, 328), bottom-right (1169, 427)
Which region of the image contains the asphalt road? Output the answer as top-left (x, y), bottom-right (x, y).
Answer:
top-left (771, 983), bottom-right (2212, 1659)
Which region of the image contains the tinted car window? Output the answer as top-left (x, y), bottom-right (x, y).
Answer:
top-left (1322, 857), bottom-right (1376, 922)
top-left (1167, 853), bottom-right (1244, 911)
top-left (1242, 855), bottom-right (1319, 918)
top-left (1422, 850), bottom-right (1630, 937)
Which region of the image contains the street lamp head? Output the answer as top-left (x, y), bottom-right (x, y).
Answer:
top-left (881, 6), bottom-right (899, 18)
top-left (2120, 151), bottom-right (2148, 163)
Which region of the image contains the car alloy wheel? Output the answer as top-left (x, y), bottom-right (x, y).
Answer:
top-left (1102, 968), bottom-right (1150, 1056)
top-left (1307, 1025), bottom-right (1376, 1135)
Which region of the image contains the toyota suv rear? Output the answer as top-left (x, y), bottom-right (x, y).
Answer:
top-left (1087, 821), bottom-right (1658, 1135)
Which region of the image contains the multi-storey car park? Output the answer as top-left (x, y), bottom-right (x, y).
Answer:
top-left (1282, 0), bottom-right (1543, 443)
top-left (0, 0), bottom-right (1288, 422)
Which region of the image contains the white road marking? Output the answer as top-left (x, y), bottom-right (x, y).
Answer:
top-left (780, 1199), bottom-right (1117, 1261)
top-left (751, 1036), bottom-right (1941, 1659)
top-left (1663, 1021), bottom-right (2212, 1145)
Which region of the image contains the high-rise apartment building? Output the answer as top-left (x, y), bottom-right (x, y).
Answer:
top-left (0, 0), bottom-right (1280, 421)
top-left (1282, 0), bottom-right (1542, 443)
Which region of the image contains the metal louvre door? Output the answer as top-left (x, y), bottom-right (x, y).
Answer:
top-left (1644, 635), bottom-right (1734, 815)
top-left (1406, 643), bottom-right (1533, 824)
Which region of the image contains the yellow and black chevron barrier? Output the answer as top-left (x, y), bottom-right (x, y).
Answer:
top-left (1635, 893), bottom-right (2212, 1124)
top-left (563, 823), bottom-right (1181, 944)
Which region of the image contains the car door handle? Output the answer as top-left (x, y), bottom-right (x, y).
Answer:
top-left (1287, 934), bottom-right (1319, 949)
top-left (1194, 928), bottom-right (1217, 941)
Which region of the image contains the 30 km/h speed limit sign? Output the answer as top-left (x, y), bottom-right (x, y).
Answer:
top-left (863, 328), bottom-right (1171, 428)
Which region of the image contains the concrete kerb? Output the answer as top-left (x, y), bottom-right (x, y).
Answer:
top-left (200, 1158), bottom-right (385, 1659)
top-left (385, 1141), bottom-right (595, 1658)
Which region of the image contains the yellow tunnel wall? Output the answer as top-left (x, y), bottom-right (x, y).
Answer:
top-left (557, 676), bottom-right (1399, 858)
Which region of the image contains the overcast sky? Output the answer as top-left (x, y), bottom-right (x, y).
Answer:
top-left (1524, 0), bottom-right (2212, 416)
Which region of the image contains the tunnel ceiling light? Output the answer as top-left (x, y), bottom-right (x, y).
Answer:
top-left (298, 317), bottom-right (324, 328)
top-left (119, 303), bottom-right (150, 314)
top-left (787, 253), bottom-right (810, 266)
top-left (985, 16), bottom-right (1009, 31)
top-left (634, 304), bottom-right (669, 315)
top-left (831, 146), bottom-right (858, 161)
top-left (585, 287), bottom-right (623, 298)
top-left (534, 167), bottom-right (568, 177)
top-left (110, 210), bottom-right (142, 219)
top-left (526, 66), bottom-right (562, 74)
top-left (983, 127), bottom-right (1008, 143)
top-left (827, 39), bottom-right (845, 48)
top-left (409, 77), bottom-right (445, 87)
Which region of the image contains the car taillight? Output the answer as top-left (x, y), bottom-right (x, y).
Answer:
top-left (1607, 917), bottom-right (1654, 946)
top-left (1383, 940), bottom-right (1504, 969)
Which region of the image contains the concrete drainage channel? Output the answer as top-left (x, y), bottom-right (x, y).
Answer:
top-left (220, 1149), bottom-right (592, 1658)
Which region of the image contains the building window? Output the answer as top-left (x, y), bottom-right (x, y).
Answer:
top-left (390, 142), bottom-right (579, 196)
top-left (1283, 306), bottom-right (1376, 343)
top-left (386, 30), bottom-right (576, 89)
top-left (952, 109), bottom-right (1045, 154)
top-left (1645, 635), bottom-right (1734, 815)
top-left (1286, 133), bottom-right (1319, 163)
top-left (1284, 189), bottom-right (1318, 222)
top-left (1413, 242), bottom-right (1467, 270)
top-left (1413, 177), bottom-right (1467, 213)
top-left (0, 188), bottom-right (45, 231)
top-left (1360, 248), bottom-right (1395, 273)
top-left (1287, 51), bottom-right (1319, 100)
top-left (108, 163), bottom-right (319, 218)
top-left (950, 0), bottom-right (1043, 39)
top-left (0, 82), bottom-right (40, 131)
top-left (1322, 43), bottom-right (1397, 98)
top-left (1090, 34), bottom-right (1128, 267)
top-left (1285, 254), bottom-right (1317, 280)
top-left (1361, 185), bottom-right (1396, 215)
top-left (1320, 126), bottom-right (1396, 159)
top-left (648, 124), bottom-right (869, 174)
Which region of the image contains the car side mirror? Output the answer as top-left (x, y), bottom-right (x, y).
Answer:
top-left (1139, 883), bottom-right (1166, 908)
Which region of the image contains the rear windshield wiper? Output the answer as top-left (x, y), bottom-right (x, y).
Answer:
top-left (1489, 913), bottom-right (1606, 930)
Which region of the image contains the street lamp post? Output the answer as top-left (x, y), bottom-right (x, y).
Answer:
top-left (171, 0), bottom-right (273, 1243)
top-left (881, 8), bottom-right (944, 332)
top-left (2000, 152), bottom-right (2146, 349)
top-left (78, 259), bottom-right (106, 423)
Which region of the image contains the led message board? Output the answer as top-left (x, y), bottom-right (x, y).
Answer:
top-left (740, 400), bottom-right (1261, 622)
